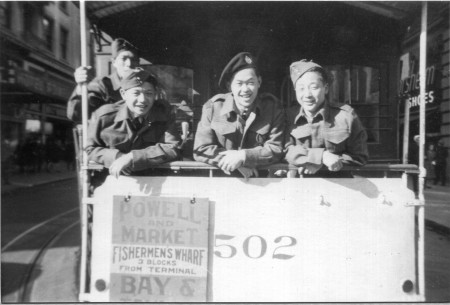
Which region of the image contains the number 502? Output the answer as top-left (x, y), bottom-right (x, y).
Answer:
top-left (214, 235), bottom-right (297, 259)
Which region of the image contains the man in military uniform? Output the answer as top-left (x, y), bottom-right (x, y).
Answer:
top-left (67, 38), bottom-right (140, 123)
top-left (86, 68), bottom-right (180, 178)
top-left (284, 60), bottom-right (368, 176)
top-left (193, 52), bottom-right (285, 178)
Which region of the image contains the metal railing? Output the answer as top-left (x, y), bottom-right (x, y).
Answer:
top-left (86, 160), bottom-right (420, 175)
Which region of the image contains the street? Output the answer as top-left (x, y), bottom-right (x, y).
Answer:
top-left (1, 179), bottom-right (80, 302)
top-left (1, 179), bottom-right (79, 248)
top-left (1, 178), bottom-right (450, 302)
top-left (426, 223), bottom-right (450, 302)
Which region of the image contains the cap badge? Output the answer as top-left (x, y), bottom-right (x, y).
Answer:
top-left (245, 55), bottom-right (252, 64)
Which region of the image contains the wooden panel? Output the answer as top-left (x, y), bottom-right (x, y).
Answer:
top-left (89, 176), bottom-right (420, 302)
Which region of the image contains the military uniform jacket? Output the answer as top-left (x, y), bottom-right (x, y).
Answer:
top-left (285, 102), bottom-right (368, 166)
top-left (67, 72), bottom-right (122, 123)
top-left (193, 92), bottom-right (285, 167)
top-left (86, 99), bottom-right (180, 171)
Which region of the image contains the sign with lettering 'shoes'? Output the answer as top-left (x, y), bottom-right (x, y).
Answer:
top-left (106, 196), bottom-right (209, 302)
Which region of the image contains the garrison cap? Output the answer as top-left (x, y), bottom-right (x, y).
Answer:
top-left (290, 59), bottom-right (322, 86)
top-left (120, 68), bottom-right (151, 91)
top-left (111, 38), bottom-right (139, 58)
top-left (219, 52), bottom-right (257, 89)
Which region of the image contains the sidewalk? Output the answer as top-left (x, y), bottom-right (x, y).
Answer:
top-left (1, 161), bottom-right (77, 195)
top-left (424, 184), bottom-right (450, 234)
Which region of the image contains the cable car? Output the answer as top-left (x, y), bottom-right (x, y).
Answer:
top-left (74, 1), bottom-right (438, 302)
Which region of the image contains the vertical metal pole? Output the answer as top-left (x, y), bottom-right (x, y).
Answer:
top-left (417, 1), bottom-right (427, 299)
top-left (402, 95), bottom-right (410, 164)
top-left (79, 0), bottom-right (89, 299)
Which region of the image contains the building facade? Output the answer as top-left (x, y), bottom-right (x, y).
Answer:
top-left (0, 1), bottom-right (91, 161)
top-left (398, 5), bottom-right (450, 179)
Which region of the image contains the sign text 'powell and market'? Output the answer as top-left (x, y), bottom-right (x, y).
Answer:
top-left (118, 198), bottom-right (203, 245)
top-left (110, 196), bottom-right (209, 302)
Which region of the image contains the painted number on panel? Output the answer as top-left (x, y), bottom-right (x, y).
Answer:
top-left (214, 235), bottom-right (297, 259)
top-left (214, 234), bottom-right (237, 258)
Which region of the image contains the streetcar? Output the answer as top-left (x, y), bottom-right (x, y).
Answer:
top-left (73, 1), bottom-right (441, 302)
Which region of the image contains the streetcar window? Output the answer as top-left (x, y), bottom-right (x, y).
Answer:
top-left (327, 65), bottom-right (383, 143)
top-left (142, 64), bottom-right (195, 135)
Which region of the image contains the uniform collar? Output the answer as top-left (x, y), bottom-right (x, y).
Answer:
top-left (114, 101), bottom-right (133, 122)
top-left (220, 93), bottom-right (261, 117)
top-left (111, 71), bottom-right (122, 91)
top-left (294, 102), bottom-right (328, 124)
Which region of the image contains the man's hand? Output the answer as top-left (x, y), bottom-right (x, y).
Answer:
top-left (74, 66), bottom-right (95, 94)
top-left (109, 153), bottom-right (133, 178)
top-left (322, 150), bottom-right (343, 172)
top-left (273, 170), bottom-right (287, 177)
top-left (298, 163), bottom-right (323, 175)
top-left (238, 167), bottom-right (259, 180)
top-left (218, 150), bottom-right (246, 173)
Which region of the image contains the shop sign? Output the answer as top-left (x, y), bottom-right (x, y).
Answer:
top-left (15, 67), bottom-right (73, 100)
top-left (399, 64), bottom-right (436, 109)
top-left (16, 68), bottom-right (46, 95)
top-left (109, 196), bottom-right (209, 302)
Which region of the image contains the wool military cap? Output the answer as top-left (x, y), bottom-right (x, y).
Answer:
top-left (120, 68), bottom-right (151, 91)
top-left (111, 38), bottom-right (139, 58)
top-left (218, 52), bottom-right (257, 89)
top-left (290, 59), bottom-right (323, 86)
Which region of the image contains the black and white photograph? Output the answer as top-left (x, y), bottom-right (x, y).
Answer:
top-left (1, 0), bottom-right (450, 302)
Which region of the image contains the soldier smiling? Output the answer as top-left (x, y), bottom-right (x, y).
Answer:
top-left (193, 52), bottom-right (285, 178)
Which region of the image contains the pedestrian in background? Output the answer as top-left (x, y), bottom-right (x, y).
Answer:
top-left (433, 139), bottom-right (448, 186)
top-left (426, 143), bottom-right (436, 187)
top-left (1, 137), bottom-right (14, 185)
top-left (64, 141), bottom-right (76, 171)
top-left (15, 139), bottom-right (25, 174)
top-left (45, 137), bottom-right (62, 172)
top-left (29, 138), bottom-right (44, 173)
top-left (21, 137), bottom-right (38, 173)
